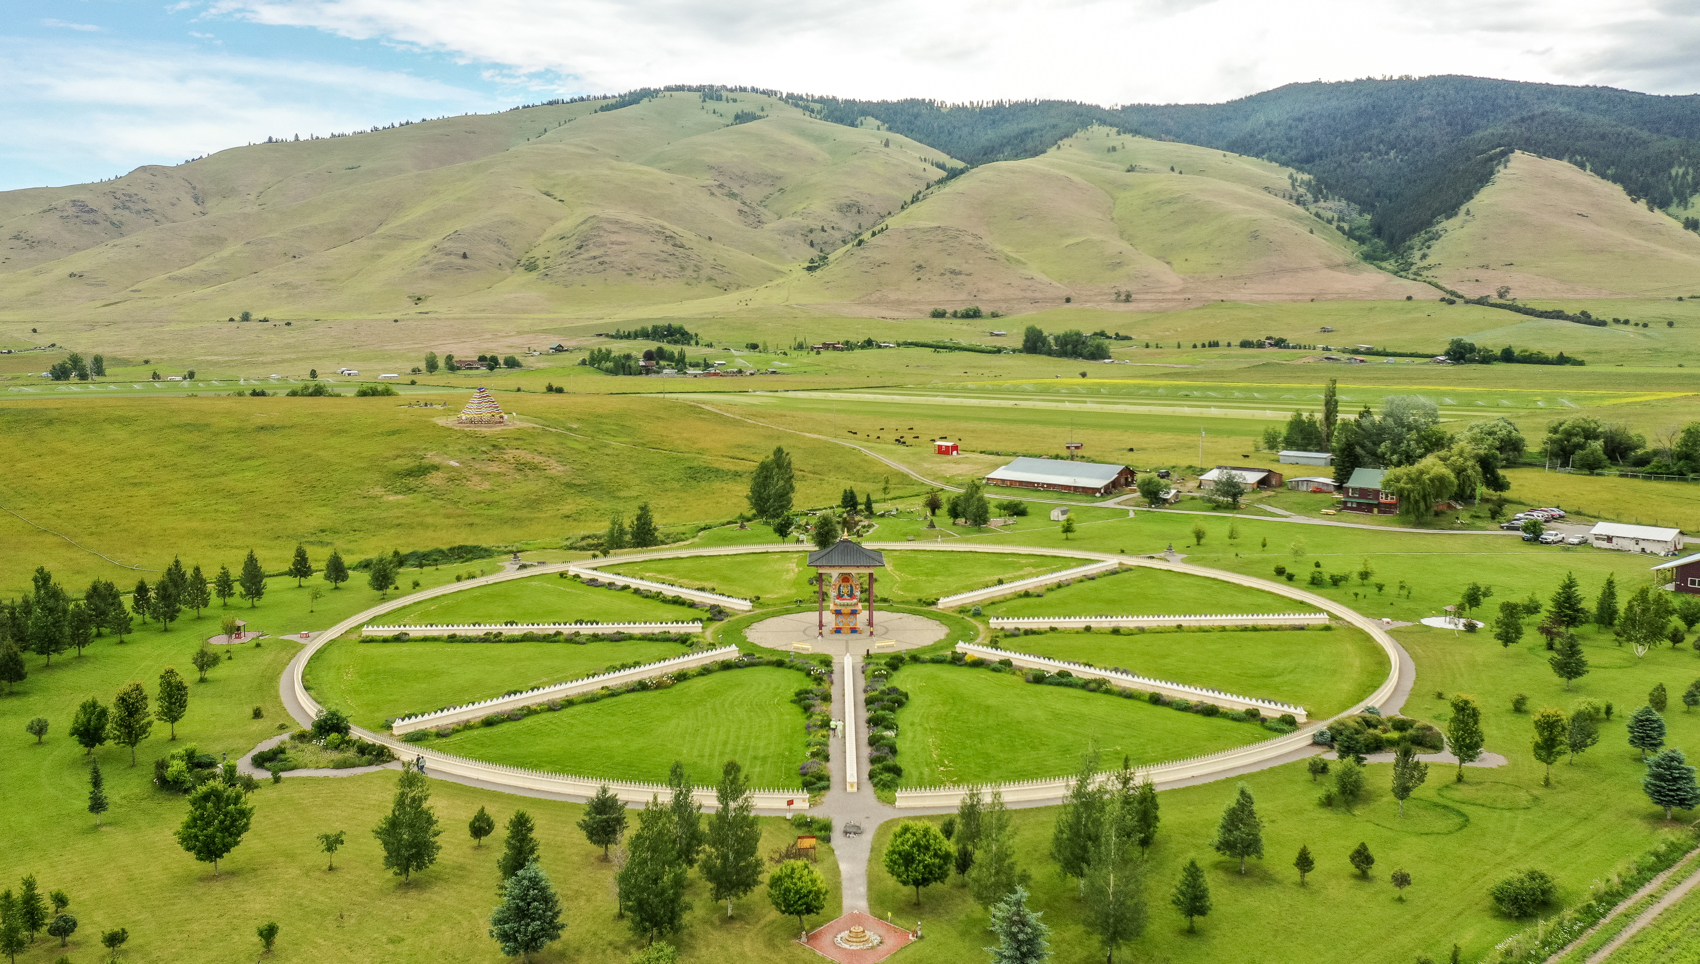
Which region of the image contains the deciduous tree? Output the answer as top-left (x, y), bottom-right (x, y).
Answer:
top-left (25, 717), bottom-right (47, 743)
top-left (1083, 788), bottom-right (1146, 961)
top-left (701, 762), bottom-right (761, 916)
top-left (967, 791), bottom-right (1027, 908)
top-left (176, 780), bottom-right (256, 875)
top-left (746, 447), bottom-right (796, 521)
top-left (322, 552), bottom-right (348, 590)
top-left (373, 763), bottom-right (442, 882)
top-left (618, 795), bottom-right (689, 943)
top-left (766, 860), bottom-right (826, 940)
top-left (1446, 695), bottom-right (1484, 781)
top-left (157, 668), bottom-right (188, 739)
top-left (1294, 844), bottom-right (1315, 885)
top-left (70, 698), bottom-right (109, 754)
top-left (0, 640), bottom-right (24, 694)
top-left (667, 762), bottom-right (703, 868)
top-left (1391, 746), bottom-right (1429, 816)
top-left (191, 645), bottom-right (220, 682)
top-left (318, 830), bottom-right (345, 870)
top-left (1531, 708), bottom-right (1568, 786)
top-left (884, 821), bottom-right (954, 906)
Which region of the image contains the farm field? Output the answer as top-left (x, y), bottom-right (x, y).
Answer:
top-left (427, 666), bottom-right (809, 787)
top-left (1602, 877), bottom-right (1700, 963)
top-left (377, 575), bottom-right (690, 627)
top-left (886, 663), bottom-right (1271, 786)
top-left (1000, 624), bottom-right (1385, 717)
top-left (305, 635), bottom-right (691, 729)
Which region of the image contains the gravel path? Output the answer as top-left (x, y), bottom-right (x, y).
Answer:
top-left (1583, 852), bottom-right (1700, 964)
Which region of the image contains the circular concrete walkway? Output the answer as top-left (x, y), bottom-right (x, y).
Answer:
top-left (744, 611), bottom-right (946, 656)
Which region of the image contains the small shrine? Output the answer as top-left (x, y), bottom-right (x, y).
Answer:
top-left (457, 387), bottom-right (507, 424)
top-left (806, 538), bottom-right (886, 637)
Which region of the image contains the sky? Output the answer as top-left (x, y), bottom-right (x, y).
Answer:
top-left (4, 0), bottom-right (1699, 190)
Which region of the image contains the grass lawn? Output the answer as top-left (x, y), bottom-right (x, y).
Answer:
top-left (1001, 625), bottom-right (1385, 717)
top-left (305, 636), bottom-right (691, 728)
top-left (981, 565), bottom-right (1301, 617)
top-left (603, 551), bottom-right (814, 604)
top-left (378, 574), bottom-right (691, 626)
top-left (1601, 876), bottom-right (1700, 963)
top-left (886, 664), bottom-right (1270, 786)
top-left (429, 666), bottom-right (809, 788)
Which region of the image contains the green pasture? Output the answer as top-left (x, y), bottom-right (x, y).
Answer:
top-left (886, 664), bottom-right (1269, 786)
top-left (378, 575), bottom-right (687, 627)
top-left (1602, 877), bottom-right (1700, 963)
top-left (305, 635), bottom-right (689, 729)
top-left (980, 566), bottom-right (1303, 618)
top-left (428, 666), bottom-right (807, 787)
top-left (1001, 624), bottom-right (1385, 717)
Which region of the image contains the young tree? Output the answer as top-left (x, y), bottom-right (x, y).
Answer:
top-left (1050, 752), bottom-right (1105, 890)
top-left (185, 565), bottom-right (210, 617)
top-left (257, 921), bottom-right (279, 953)
top-left (1334, 758), bottom-right (1365, 809)
top-left (213, 565), bottom-right (236, 605)
top-left (132, 578), bottom-right (152, 624)
top-left (1531, 707), bottom-right (1568, 786)
top-left (191, 645), bottom-right (220, 682)
top-left (1391, 869), bottom-right (1413, 900)
top-left (157, 667), bottom-right (188, 739)
top-left (578, 786), bottom-right (627, 858)
top-left (922, 488), bottom-right (944, 517)
top-left (1628, 705), bottom-right (1668, 760)
top-left (1191, 521), bottom-right (1207, 546)
top-left (47, 912), bottom-right (77, 948)
top-left (1210, 472), bottom-right (1246, 509)
top-left (69, 698), bottom-right (109, 754)
top-left (631, 504), bottom-right (660, 549)
top-left (1349, 841), bottom-right (1375, 878)
top-left (288, 545), bottom-right (313, 586)
top-left (840, 488), bottom-right (859, 512)
top-left (884, 821), bottom-right (954, 906)
top-left (1083, 789), bottom-right (1146, 962)
top-left (424, 351), bottom-right (439, 374)
top-left (967, 791), bottom-right (1027, 908)
top-left (1060, 517), bottom-right (1077, 540)
top-left (766, 860), bottom-right (827, 941)
top-left (1170, 859), bottom-right (1211, 933)
top-left (863, 492), bottom-right (875, 516)
top-left (0, 905), bottom-right (23, 964)
top-left (1644, 748), bottom-right (1700, 820)
top-left (1567, 708), bottom-right (1601, 763)
top-left (238, 550), bottom-right (266, 607)
top-left (810, 513), bottom-right (840, 549)
top-left (1549, 572), bottom-right (1588, 628)
top-left (66, 602), bottom-right (93, 656)
top-left (489, 861), bottom-right (565, 962)
top-left (1596, 574), bottom-right (1619, 628)
top-left (1549, 633), bottom-right (1590, 689)
top-left (498, 811), bottom-right (541, 880)
top-left (746, 446), bottom-right (796, 521)
top-left (17, 876), bottom-right (46, 943)
top-left (1294, 844), bottom-right (1315, 885)
top-left (367, 554), bottom-right (399, 597)
top-left (618, 795), bottom-right (689, 944)
top-left (1651, 683), bottom-right (1669, 713)
top-left (1390, 746), bottom-right (1430, 817)
top-left (88, 759), bottom-right (109, 826)
top-left (701, 762), bottom-right (762, 916)
top-left (468, 806), bottom-right (495, 849)
top-left (1686, 680), bottom-right (1700, 713)
top-left (150, 578), bottom-right (181, 631)
top-left (322, 552), bottom-right (348, 590)
top-left (1213, 785), bottom-right (1264, 874)
top-left (986, 885), bottom-right (1050, 964)
top-left (318, 830), bottom-right (346, 870)
top-left (1132, 774), bottom-right (1160, 854)
top-left (956, 785), bottom-right (985, 853)
top-left (175, 780), bottom-right (256, 876)
top-left (1493, 601), bottom-right (1525, 649)
top-left (373, 763), bottom-right (442, 882)
top-left (666, 761), bottom-right (703, 868)
top-left (1444, 695), bottom-right (1485, 782)
top-left (25, 717), bottom-right (47, 743)
top-left (101, 927), bottom-right (129, 958)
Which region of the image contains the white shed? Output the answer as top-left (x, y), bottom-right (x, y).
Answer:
top-left (1049, 506), bottom-right (1071, 522)
top-left (1589, 522), bottom-right (1683, 555)
top-left (1279, 450), bottom-right (1334, 467)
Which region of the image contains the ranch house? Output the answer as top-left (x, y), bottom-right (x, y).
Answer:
top-left (1342, 467), bottom-right (1396, 513)
top-left (1653, 551), bottom-right (1700, 593)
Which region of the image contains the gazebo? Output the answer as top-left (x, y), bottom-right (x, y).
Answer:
top-left (806, 538), bottom-right (886, 637)
top-left (457, 387), bottom-right (507, 424)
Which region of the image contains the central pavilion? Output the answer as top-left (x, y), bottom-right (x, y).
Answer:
top-left (806, 538), bottom-right (886, 637)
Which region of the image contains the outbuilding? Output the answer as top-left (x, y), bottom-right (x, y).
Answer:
top-left (985, 457), bottom-right (1134, 496)
top-left (934, 440), bottom-right (959, 456)
top-left (1279, 450), bottom-right (1334, 467)
top-left (1653, 552), bottom-right (1700, 594)
top-left (1286, 476), bottom-right (1339, 493)
top-left (1590, 522), bottom-right (1683, 555)
top-left (1199, 466), bottom-right (1284, 490)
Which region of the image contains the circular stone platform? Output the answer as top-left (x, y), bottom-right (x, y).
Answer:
top-left (745, 611), bottom-right (947, 656)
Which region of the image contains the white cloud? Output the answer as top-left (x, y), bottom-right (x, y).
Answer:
top-left (203, 0), bottom-right (1700, 103)
top-left (40, 19), bottom-right (100, 32)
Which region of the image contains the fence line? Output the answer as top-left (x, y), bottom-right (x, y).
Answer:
top-left (954, 642), bottom-right (1307, 720)
top-left (988, 612), bottom-right (1329, 629)
top-left (566, 566), bottom-right (754, 611)
top-left (363, 620), bottom-right (701, 637)
top-left (391, 646), bottom-right (738, 733)
top-left (936, 560), bottom-right (1121, 608)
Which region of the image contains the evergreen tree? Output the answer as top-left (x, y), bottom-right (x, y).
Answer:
top-left (1628, 705), bottom-right (1668, 760)
top-left (1390, 745), bottom-right (1430, 816)
top-left (322, 552), bottom-right (348, 590)
top-left (1531, 707), bottom-right (1568, 786)
top-left (1493, 601), bottom-right (1525, 649)
top-left (186, 565), bottom-right (210, 617)
top-left (1446, 695), bottom-right (1485, 780)
top-left (578, 785), bottom-right (627, 858)
top-left (1294, 844), bottom-right (1315, 885)
top-left (666, 762), bottom-right (703, 868)
top-left (1050, 751), bottom-right (1105, 889)
top-left (1322, 378), bottom-right (1339, 448)
top-left (1651, 682), bottom-right (1669, 713)
top-left (1568, 709), bottom-right (1600, 763)
top-left (605, 513), bottom-right (629, 552)
top-left (1549, 632), bottom-right (1590, 689)
top-left (488, 861), bottom-right (565, 962)
top-left (840, 488), bottom-right (859, 511)
top-left (1132, 774), bottom-right (1160, 854)
top-left (66, 602), bottom-right (93, 656)
top-left (1212, 785), bottom-right (1264, 874)
top-left (1595, 574), bottom-right (1619, 628)
top-left (1349, 841), bottom-right (1375, 878)
top-left (630, 504), bottom-right (660, 549)
top-left (110, 682), bottom-right (151, 765)
top-left (1549, 572), bottom-right (1588, 628)
top-left (16, 876), bottom-right (46, 943)
top-left (132, 579), bottom-right (151, 624)
top-left (150, 577), bottom-right (181, 631)
top-left (156, 667), bottom-right (188, 739)
top-left (701, 762), bottom-right (762, 916)
top-left (1685, 680), bottom-right (1700, 712)
top-left (83, 579), bottom-right (120, 634)
top-left (967, 791), bottom-right (1027, 908)
top-left (164, 556), bottom-right (189, 609)
top-left (985, 885), bottom-right (1050, 964)
top-left (289, 545), bottom-right (314, 586)
top-left (69, 697), bottom-right (109, 754)
top-left (110, 606), bottom-right (132, 643)
top-left (884, 821), bottom-right (954, 906)
top-left (0, 896), bottom-right (23, 963)
top-left (372, 763), bottom-right (442, 882)
top-left (175, 780), bottom-right (256, 876)
top-left (766, 860), bottom-right (827, 941)
top-left (0, 640), bottom-right (25, 695)
top-left (213, 565), bottom-right (236, 605)
top-left (618, 795), bottom-right (689, 943)
top-left (863, 492), bottom-right (875, 516)
top-left (1170, 860), bottom-right (1211, 933)
top-left (238, 551), bottom-right (266, 607)
top-left (1643, 748), bottom-right (1700, 820)
top-left (498, 811), bottom-right (541, 880)
top-left (468, 806), bottom-right (495, 848)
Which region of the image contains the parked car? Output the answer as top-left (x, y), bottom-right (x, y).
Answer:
top-left (1565, 534), bottom-right (1588, 545)
top-left (1511, 512), bottom-right (1537, 521)
top-left (1539, 531), bottom-right (1564, 545)
top-left (1540, 508), bottom-right (1568, 519)
top-left (1499, 521), bottom-right (1525, 531)
top-left (1521, 531), bottom-right (1539, 542)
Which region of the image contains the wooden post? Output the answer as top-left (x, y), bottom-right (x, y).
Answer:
top-left (867, 572), bottom-right (875, 631)
top-left (817, 571), bottom-right (824, 638)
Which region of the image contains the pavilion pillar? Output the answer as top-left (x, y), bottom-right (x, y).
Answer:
top-left (867, 572), bottom-right (875, 631)
top-left (817, 573), bottom-right (824, 638)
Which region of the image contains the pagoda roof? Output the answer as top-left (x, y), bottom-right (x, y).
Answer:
top-left (806, 538), bottom-right (886, 568)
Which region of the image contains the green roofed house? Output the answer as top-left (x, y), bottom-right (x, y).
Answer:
top-left (1342, 467), bottom-right (1395, 514)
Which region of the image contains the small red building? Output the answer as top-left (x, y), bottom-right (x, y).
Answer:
top-left (934, 440), bottom-right (959, 456)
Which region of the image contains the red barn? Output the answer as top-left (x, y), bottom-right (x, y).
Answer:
top-left (934, 440), bottom-right (959, 456)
